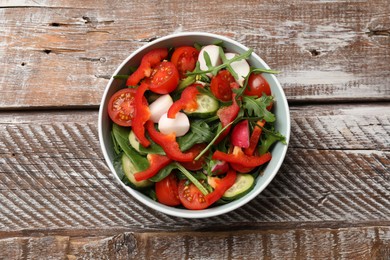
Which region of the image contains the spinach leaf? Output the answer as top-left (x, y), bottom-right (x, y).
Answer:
top-left (112, 124), bottom-right (149, 171)
top-left (149, 163), bottom-right (178, 182)
top-left (113, 153), bottom-right (125, 180)
top-left (111, 131), bottom-right (122, 155)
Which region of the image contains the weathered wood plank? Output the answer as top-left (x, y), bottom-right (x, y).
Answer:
top-left (0, 0), bottom-right (389, 108)
top-left (0, 236), bottom-right (69, 259)
top-left (1, 227), bottom-right (390, 259)
top-left (0, 104), bottom-right (388, 232)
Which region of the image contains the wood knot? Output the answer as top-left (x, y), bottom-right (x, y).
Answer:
top-left (308, 49), bottom-right (321, 56)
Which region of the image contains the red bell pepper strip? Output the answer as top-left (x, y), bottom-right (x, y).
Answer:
top-left (132, 82), bottom-right (151, 147)
top-left (212, 148), bottom-right (272, 168)
top-left (126, 48), bottom-right (168, 87)
top-left (167, 84), bottom-right (200, 119)
top-left (145, 120), bottom-right (197, 162)
top-left (205, 169), bottom-right (237, 206)
top-left (244, 101), bottom-right (272, 155)
top-left (229, 146), bottom-right (255, 173)
top-left (244, 120), bottom-right (266, 156)
top-left (215, 82), bottom-right (240, 143)
top-left (134, 154), bottom-right (172, 181)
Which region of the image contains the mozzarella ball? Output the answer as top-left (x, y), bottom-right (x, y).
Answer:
top-left (158, 112), bottom-right (190, 137)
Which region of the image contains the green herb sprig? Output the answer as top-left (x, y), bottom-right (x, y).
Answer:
top-left (186, 48), bottom-right (253, 78)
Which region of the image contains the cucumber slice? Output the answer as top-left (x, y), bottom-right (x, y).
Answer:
top-left (128, 130), bottom-right (143, 153)
top-left (222, 173), bottom-right (255, 200)
top-left (185, 94), bottom-right (219, 118)
top-left (121, 153), bottom-right (153, 189)
top-left (128, 130), bottom-right (165, 155)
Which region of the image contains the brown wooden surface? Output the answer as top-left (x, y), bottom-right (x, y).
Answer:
top-left (1, 0), bottom-right (390, 259)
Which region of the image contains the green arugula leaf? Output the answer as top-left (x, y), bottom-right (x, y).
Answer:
top-left (194, 120), bottom-right (236, 161)
top-left (258, 130), bottom-right (286, 155)
top-left (219, 48), bottom-right (239, 80)
top-left (194, 42), bottom-right (202, 51)
top-left (203, 51), bottom-right (213, 70)
top-left (178, 120), bottom-right (213, 151)
top-left (149, 161), bottom-right (208, 195)
top-left (242, 95), bottom-right (275, 122)
top-left (175, 163), bottom-right (209, 195)
top-left (186, 48), bottom-right (253, 77)
top-left (253, 121), bottom-right (286, 155)
top-left (212, 40), bottom-right (224, 47)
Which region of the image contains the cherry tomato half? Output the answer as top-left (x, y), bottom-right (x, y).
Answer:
top-left (155, 173), bottom-right (181, 206)
top-left (171, 46), bottom-right (200, 79)
top-left (210, 70), bottom-right (236, 102)
top-left (244, 73), bottom-right (271, 97)
top-left (178, 180), bottom-right (209, 210)
top-left (107, 88), bottom-right (136, 127)
top-left (148, 61), bottom-right (179, 94)
top-left (180, 144), bottom-right (207, 171)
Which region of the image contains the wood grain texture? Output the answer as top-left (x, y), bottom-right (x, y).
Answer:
top-left (0, 0), bottom-right (389, 109)
top-left (0, 104), bottom-right (388, 233)
top-left (1, 227), bottom-right (390, 259)
top-left (1, 1), bottom-right (389, 259)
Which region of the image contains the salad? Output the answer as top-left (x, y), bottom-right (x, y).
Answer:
top-left (108, 42), bottom-right (286, 210)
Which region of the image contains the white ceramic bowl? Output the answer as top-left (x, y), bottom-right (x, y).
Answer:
top-left (98, 32), bottom-right (290, 218)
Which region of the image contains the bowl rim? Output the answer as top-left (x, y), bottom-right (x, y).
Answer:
top-left (98, 31), bottom-right (290, 218)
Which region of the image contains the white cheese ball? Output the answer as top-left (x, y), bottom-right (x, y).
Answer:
top-left (158, 112), bottom-right (190, 137)
top-left (149, 94), bottom-right (173, 123)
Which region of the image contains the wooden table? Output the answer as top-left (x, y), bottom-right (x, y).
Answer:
top-left (1, 0), bottom-right (389, 259)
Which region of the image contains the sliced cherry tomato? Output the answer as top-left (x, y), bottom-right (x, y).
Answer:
top-left (107, 88), bottom-right (136, 127)
top-left (178, 180), bottom-right (208, 210)
top-left (244, 73), bottom-right (271, 97)
top-left (180, 144), bottom-right (207, 171)
top-left (155, 173), bottom-right (181, 206)
top-left (178, 169), bottom-right (237, 210)
top-left (171, 46), bottom-right (199, 78)
top-left (210, 70), bottom-right (236, 102)
top-left (148, 61), bottom-right (179, 94)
